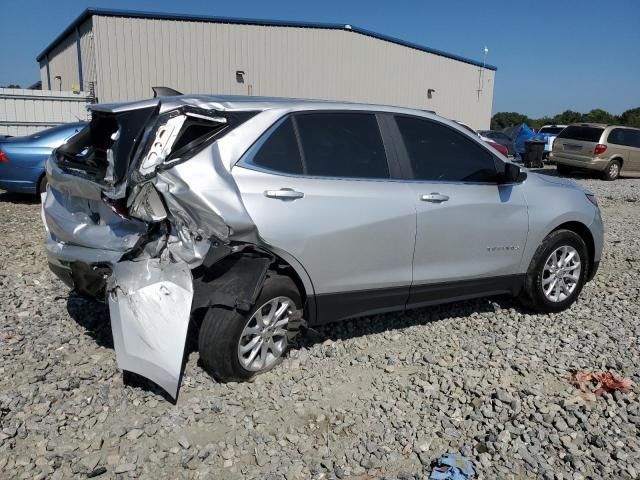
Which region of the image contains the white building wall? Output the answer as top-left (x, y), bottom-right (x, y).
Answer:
top-left (0, 88), bottom-right (90, 136)
top-left (42, 14), bottom-right (496, 129)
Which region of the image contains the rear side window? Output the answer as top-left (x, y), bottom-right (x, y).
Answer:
top-left (395, 116), bottom-right (497, 183)
top-left (607, 128), bottom-right (640, 147)
top-left (251, 117), bottom-right (303, 174)
top-left (295, 113), bottom-right (389, 178)
top-left (557, 125), bottom-right (604, 142)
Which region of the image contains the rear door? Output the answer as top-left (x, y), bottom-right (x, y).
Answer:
top-left (232, 111), bottom-right (417, 323)
top-left (390, 115), bottom-right (529, 308)
top-left (608, 128), bottom-right (640, 174)
top-left (627, 130), bottom-right (640, 173)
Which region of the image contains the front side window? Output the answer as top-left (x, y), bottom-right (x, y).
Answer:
top-left (395, 116), bottom-right (497, 182)
top-left (295, 113), bottom-right (389, 179)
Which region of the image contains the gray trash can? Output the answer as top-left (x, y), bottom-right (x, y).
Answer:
top-left (523, 140), bottom-right (545, 168)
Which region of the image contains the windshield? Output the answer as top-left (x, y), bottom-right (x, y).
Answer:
top-left (538, 127), bottom-right (564, 135)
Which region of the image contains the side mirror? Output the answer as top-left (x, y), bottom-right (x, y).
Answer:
top-left (500, 162), bottom-right (527, 184)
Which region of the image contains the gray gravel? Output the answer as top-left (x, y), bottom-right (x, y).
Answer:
top-left (1, 170), bottom-right (639, 479)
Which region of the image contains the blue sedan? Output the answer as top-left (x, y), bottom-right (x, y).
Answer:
top-left (0, 122), bottom-right (85, 195)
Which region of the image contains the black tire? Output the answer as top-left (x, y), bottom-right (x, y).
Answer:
top-left (37, 175), bottom-right (48, 196)
top-left (519, 229), bottom-right (589, 313)
top-left (198, 274), bottom-right (302, 382)
top-left (556, 164), bottom-right (571, 176)
top-left (601, 159), bottom-right (621, 181)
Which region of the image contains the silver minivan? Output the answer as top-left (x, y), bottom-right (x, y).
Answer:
top-left (42, 96), bottom-right (604, 397)
top-left (551, 123), bottom-right (640, 180)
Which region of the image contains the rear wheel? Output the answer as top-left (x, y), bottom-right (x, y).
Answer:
top-left (602, 160), bottom-right (620, 181)
top-left (519, 230), bottom-right (588, 313)
top-left (198, 274), bottom-right (302, 382)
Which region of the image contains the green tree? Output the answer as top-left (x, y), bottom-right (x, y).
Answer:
top-left (582, 109), bottom-right (617, 124)
top-left (490, 112), bottom-right (530, 130)
top-left (619, 107), bottom-right (640, 128)
top-left (551, 110), bottom-right (584, 125)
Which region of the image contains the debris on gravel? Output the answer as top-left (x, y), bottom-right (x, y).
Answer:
top-left (1, 171), bottom-right (639, 479)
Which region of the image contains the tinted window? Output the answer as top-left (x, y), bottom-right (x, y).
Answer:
top-left (629, 130), bottom-right (640, 148)
top-left (396, 116), bottom-right (497, 182)
top-left (557, 125), bottom-right (604, 142)
top-left (295, 113), bottom-right (389, 178)
top-left (607, 128), bottom-right (640, 147)
top-left (538, 127), bottom-right (564, 135)
top-left (251, 117), bottom-right (303, 174)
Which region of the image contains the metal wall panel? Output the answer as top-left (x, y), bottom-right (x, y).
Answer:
top-left (44, 34), bottom-right (80, 92)
top-left (50, 14), bottom-right (496, 129)
top-left (0, 88), bottom-right (90, 136)
top-left (79, 18), bottom-right (97, 93)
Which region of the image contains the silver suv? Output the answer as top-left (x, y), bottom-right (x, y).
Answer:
top-left (42, 96), bottom-right (604, 398)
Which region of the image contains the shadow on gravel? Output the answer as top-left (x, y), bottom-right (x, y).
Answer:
top-left (293, 294), bottom-right (526, 349)
top-left (65, 291), bottom-right (528, 398)
top-left (0, 191), bottom-right (40, 205)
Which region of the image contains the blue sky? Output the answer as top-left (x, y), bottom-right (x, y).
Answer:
top-left (1, 0), bottom-right (638, 117)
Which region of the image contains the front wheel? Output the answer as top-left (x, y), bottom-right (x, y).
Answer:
top-left (198, 274), bottom-right (302, 382)
top-left (519, 230), bottom-right (589, 313)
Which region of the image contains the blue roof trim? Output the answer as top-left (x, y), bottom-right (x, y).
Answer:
top-left (36, 8), bottom-right (497, 71)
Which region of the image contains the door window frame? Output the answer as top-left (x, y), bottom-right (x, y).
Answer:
top-left (237, 110), bottom-right (404, 181)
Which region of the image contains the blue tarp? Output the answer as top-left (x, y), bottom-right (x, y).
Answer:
top-left (502, 124), bottom-right (536, 156)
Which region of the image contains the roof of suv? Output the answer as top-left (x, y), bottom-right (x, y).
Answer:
top-left (91, 94), bottom-right (450, 121)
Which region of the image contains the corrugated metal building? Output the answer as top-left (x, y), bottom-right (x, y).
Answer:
top-left (36, 8), bottom-right (497, 129)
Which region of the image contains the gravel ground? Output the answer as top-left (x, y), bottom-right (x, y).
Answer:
top-left (1, 170), bottom-right (639, 480)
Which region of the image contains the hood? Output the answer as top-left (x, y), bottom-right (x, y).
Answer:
top-left (530, 170), bottom-right (584, 191)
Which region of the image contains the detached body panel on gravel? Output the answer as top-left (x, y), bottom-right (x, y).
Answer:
top-left (41, 95), bottom-right (604, 398)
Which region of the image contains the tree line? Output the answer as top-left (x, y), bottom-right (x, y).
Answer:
top-left (491, 108), bottom-right (640, 130)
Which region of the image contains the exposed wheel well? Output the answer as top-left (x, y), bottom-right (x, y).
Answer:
top-left (36, 173), bottom-right (48, 195)
top-left (551, 221), bottom-right (595, 278)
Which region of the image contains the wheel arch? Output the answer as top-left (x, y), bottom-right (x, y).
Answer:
top-left (550, 221), bottom-right (595, 279)
top-left (191, 244), bottom-right (315, 323)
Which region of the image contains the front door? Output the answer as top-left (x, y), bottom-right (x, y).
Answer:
top-left (390, 115), bottom-right (529, 308)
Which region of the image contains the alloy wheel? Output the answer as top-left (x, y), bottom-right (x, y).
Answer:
top-left (237, 296), bottom-right (293, 371)
top-left (541, 245), bottom-right (582, 302)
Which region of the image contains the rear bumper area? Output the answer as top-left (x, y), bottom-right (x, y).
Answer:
top-left (551, 153), bottom-right (608, 171)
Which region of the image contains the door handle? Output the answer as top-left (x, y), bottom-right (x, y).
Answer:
top-left (420, 193), bottom-right (450, 203)
top-left (264, 188), bottom-right (304, 200)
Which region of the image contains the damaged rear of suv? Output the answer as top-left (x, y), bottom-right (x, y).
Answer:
top-left (42, 96), bottom-right (306, 398)
top-left (43, 95), bottom-right (603, 400)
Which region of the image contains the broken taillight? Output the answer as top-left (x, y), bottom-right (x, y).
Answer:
top-left (594, 144), bottom-right (607, 155)
top-left (0, 149), bottom-right (9, 163)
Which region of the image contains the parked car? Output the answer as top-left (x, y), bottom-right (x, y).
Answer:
top-left (478, 130), bottom-right (516, 156)
top-left (551, 124), bottom-right (640, 180)
top-left (0, 122), bottom-right (85, 194)
top-left (535, 125), bottom-right (567, 159)
top-left (42, 96), bottom-right (603, 397)
top-left (453, 121), bottom-right (508, 156)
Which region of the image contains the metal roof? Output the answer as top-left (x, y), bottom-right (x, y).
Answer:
top-left (36, 8), bottom-right (498, 71)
